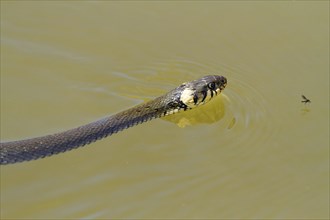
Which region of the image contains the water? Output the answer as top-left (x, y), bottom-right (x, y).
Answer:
top-left (1, 1), bottom-right (329, 219)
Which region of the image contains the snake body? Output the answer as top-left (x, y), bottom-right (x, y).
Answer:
top-left (0, 75), bottom-right (227, 165)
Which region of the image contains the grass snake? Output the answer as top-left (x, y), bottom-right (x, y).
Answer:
top-left (0, 75), bottom-right (227, 165)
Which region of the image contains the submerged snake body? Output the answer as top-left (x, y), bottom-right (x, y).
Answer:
top-left (0, 75), bottom-right (227, 165)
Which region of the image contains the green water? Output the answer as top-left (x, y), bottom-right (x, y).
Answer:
top-left (1, 1), bottom-right (329, 219)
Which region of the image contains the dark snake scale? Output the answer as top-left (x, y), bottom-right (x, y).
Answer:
top-left (0, 75), bottom-right (227, 165)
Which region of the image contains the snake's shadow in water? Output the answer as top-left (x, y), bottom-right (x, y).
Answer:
top-left (163, 96), bottom-right (226, 128)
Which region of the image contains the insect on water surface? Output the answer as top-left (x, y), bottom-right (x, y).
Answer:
top-left (301, 95), bottom-right (311, 104)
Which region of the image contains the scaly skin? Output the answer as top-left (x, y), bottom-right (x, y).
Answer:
top-left (0, 75), bottom-right (227, 165)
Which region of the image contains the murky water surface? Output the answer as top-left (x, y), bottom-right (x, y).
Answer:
top-left (1, 2), bottom-right (329, 219)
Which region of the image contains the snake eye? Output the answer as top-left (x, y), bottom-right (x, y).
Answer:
top-left (220, 77), bottom-right (227, 85)
top-left (208, 82), bottom-right (216, 90)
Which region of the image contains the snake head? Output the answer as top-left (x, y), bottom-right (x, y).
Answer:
top-left (179, 75), bottom-right (227, 109)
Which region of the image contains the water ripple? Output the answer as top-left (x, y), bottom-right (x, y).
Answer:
top-left (220, 73), bottom-right (279, 154)
top-left (101, 57), bottom-right (278, 150)
top-left (132, 57), bottom-right (279, 150)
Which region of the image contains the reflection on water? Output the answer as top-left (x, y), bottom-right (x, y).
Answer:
top-left (1, 1), bottom-right (329, 219)
top-left (154, 57), bottom-right (278, 151)
top-left (164, 95), bottom-right (225, 127)
top-left (227, 115), bottom-right (236, 130)
top-left (301, 106), bottom-right (311, 115)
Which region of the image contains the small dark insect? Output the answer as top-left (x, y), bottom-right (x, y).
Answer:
top-left (301, 95), bottom-right (311, 104)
